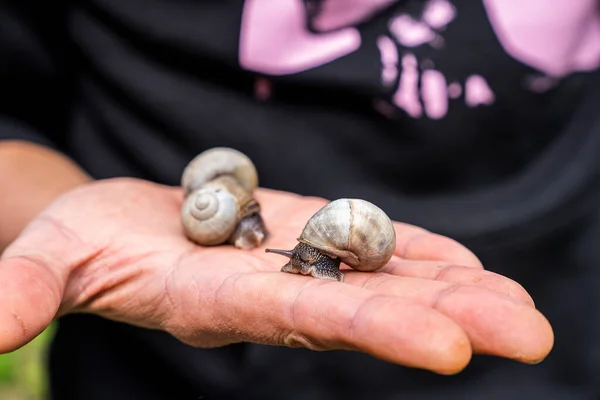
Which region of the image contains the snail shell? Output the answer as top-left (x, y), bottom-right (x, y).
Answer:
top-left (298, 199), bottom-right (396, 271)
top-left (181, 147), bottom-right (258, 196)
top-left (180, 147), bottom-right (267, 248)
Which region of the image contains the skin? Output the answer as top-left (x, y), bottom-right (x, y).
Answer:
top-left (0, 140), bottom-right (554, 375)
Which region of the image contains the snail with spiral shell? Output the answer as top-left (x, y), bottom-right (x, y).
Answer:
top-left (180, 147), bottom-right (268, 250)
top-left (266, 198), bottom-right (396, 282)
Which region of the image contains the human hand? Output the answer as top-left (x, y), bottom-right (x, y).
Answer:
top-left (0, 177), bottom-right (553, 374)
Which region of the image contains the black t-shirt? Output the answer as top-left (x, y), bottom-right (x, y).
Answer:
top-left (2, 1), bottom-right (600, 399)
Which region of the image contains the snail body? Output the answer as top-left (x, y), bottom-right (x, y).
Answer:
top-left (180, 147), bottom-right (268, 250)
top-left (266, 198), bottom-right (396, 282)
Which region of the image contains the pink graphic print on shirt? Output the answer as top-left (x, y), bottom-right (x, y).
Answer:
top-left (238, 0), bottom-right (361, 76)
top-left (309, 0), bottom-right (398, 32)
top-left (238, 0), bottom-right (600, 119)
top-left (483, 0), bottom-right (600, 78)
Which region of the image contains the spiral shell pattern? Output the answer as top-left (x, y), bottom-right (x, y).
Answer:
top-left (180, 186), bottom-right (238, 246)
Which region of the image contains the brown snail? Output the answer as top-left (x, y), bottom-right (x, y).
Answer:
top-left (180, 147), bottom-right (268, 250)
top-left (265, 198), bottom-right (396, 282)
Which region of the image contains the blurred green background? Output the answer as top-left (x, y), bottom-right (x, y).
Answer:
top-left (0, 323), bottom-right (55, 400)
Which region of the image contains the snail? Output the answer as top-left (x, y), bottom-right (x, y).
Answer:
top-left (265, 198), bottom-right (396, 282)
top-left (180, 147), bottom-right (268, 250)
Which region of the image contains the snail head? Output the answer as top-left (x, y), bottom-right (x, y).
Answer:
top-left (229, 213), bottom-right (268, 250)
top-left (265, 242), bottom-right (344, 282)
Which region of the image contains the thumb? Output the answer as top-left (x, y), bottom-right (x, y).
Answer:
top-left (0, 216), bottom-right (95, 353)
top-left (0, 255), bottom-right (64, 353)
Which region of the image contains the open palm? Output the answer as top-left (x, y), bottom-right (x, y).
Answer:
top-left (0, 177), bottom-right (553, 375)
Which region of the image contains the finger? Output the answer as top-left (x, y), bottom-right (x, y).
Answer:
top-left (379, 259), bottom-right (535, 307)
top-left (171, 270), bottom-right (472, 375)
top-left (0, 216), bottom-right (99, 353)
top-left (343, 272), bottom-right (553, 364)
top-left (0, 255), bottom-right (64, 353)
top-left (394, 222), bottom-right (483, 268)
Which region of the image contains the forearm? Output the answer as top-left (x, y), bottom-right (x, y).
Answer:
top-left (0, 140), bottom-right (92, 251)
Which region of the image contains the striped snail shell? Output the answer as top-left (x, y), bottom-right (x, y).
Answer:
top-left (181, 147), bottom-right (258, 196)
top-left (266, 198), bottom-right (396, 282)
